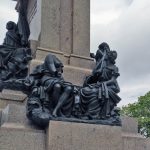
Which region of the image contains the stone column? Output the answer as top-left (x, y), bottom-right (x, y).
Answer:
top-left (29, 0), bottom-right (94, 69)
top-left (72, 0), bottom-right (90, 57)
top-left (69, 0), bottom-right (93, 68)
top-left (40, 0), bottom-right (61, 51)
top-left (39, 0), bottom-right (90, 55)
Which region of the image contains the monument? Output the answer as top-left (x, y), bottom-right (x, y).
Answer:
top-left (0, 0), bottom-right (150, 150)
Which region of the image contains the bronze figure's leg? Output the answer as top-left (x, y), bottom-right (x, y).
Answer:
top-left (52, 86), bottom-right (73, 117)
top-left (51, 83), bottom-right (62, 106)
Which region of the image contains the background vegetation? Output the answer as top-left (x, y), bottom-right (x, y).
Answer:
top-left (121, 92), bottom-right (150, 137)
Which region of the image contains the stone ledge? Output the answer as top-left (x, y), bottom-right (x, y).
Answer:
top-left (30, 59), bottom-right (92, 86)
top-left (122, 132), bottom-right (147, 150)
top-left (0, 89), bottom-right (27, 102)
top-left (0, 124), bottom-right (46, 150)
top-left (35, 47), bottom-right (95, 69)
top-left (69, 54), bottom-right (95, 69)
top-left (121, 116), bottom-right (138, 133)
top-left (36, 48), bottom-right (68, 65)
top-left (47, 121), bottom-right (122, 150)
top-left (1, 123), bottom-right (44, 133)
top-left (0, 104), bottom-right (42, 130)
top-left (0, 99), bottom-right (23, 110)
top-left (122, 132), bottom-right (144, 138)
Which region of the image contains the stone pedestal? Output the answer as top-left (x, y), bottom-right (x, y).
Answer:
top-left (47, 121), bottom-right (122, 150)
top-left (0, 104), bottom-right (150, 150)
top-left (0, 90), bottom-right (27, 109)
top-left (0, 124), bottom-right (46, 150)
top-left (121, 116), bottom-right (138, 133)
top-left (35, 47), bottom-right (95, 69)
top-left (46, 120), bottom-right (150, 150)
top-left (0, 104), bottom-right (45, 150)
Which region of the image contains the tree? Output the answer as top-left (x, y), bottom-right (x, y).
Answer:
top-left (121, 92), bottom-right (150, 138)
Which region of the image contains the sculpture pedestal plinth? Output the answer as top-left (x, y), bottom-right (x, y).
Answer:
top-left (47, 121), bottom-right (122, 150)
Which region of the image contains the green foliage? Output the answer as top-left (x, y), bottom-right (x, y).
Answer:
top-left (121, 92), bottom-right (150, 137)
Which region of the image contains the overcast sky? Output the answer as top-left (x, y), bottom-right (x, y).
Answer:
top-left (91, 0), bottom-right (150, 106)
top-left (0, 0), bottom-right (150, 107)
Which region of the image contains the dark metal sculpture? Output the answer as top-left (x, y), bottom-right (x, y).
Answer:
top-left (0, 43), bottom-right (121, 127)
top-left (16, 0), bottom-right (30, 47)
top-left (26, 54), bottom-right (74, 127)
top-left (0, 0), bottom-right (32, 81)
top-left (26, 43), bottom-right (121, 128)
top-left (80, 43), bottom-right (121, 121)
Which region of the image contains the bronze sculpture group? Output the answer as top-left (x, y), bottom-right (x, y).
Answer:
top-left (24, 43), bottom-right (121, 127)
top-left (0, 0), bottom-right (121, 128)
top-left (0, 0), bottom-right (31, 81)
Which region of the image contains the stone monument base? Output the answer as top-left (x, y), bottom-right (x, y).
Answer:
top-left (47, 121), bottom-right (122, 150)
top-left (0, 104), bottom-right (150, 150)
top-left (47, 121), bottom-right (149, 150)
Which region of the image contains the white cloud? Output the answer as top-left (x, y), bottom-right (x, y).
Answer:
top-left (91, 10), bottom-right (122, 25)
top-left (91, 0), bottom-right (150, 106)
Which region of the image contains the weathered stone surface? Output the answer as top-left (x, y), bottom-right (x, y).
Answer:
top-left (30, 59), bottom-right (92, 86)
top-left (63, 65), bottom-right (91, 86)
top-left (146, 139), bottom-right (150, 150)
top-left (0, 104), bottom-right (40, 130)
top-left (1, 104), bottom-right (27, 126)
top-left (60, 0), bottom-right (73, 54)
top-left (73, 0), bottom-right (90, 57)
top-left (35, 47), bottom-right (66, 64)
top-left (70, 54), bottom-right (95, 69)
top-left (0, 99), bottom-right (22, 109)
top-left (121, 116), bottom-right (138, 133)
top-left (0, 109), bottom-right (2, 126)
top-left (40, 0), bottom-right (61, 50)
top-left (47, 121), bottom-right (122, 150)
top-left (122, 133), bottom-right (146, 150)
top-left (0, 123), bottom-right (45, 150)
top-left (0, 90), bottom-right (27, 102)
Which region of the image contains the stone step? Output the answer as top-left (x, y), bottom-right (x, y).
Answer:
top-left (30, 59), bottom-right (92, 86)
top-left (0, 104), bottom-right (41, 130)
top-left (35, 47), bottom-right (95, 69)
top-left (0, 89), bottom-right (27, 109)
top-left (122, 132), bottom-right (147, 150)
top-left (0, 123), bottom-right (46, 150)
top-left (121, 116), bottom-right (138, 133)
top-left (47, 121), bottom-right (122, 150)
